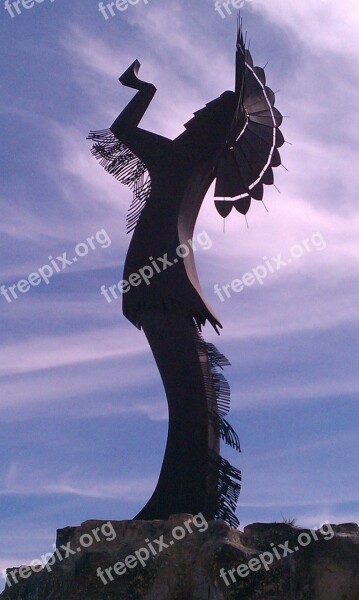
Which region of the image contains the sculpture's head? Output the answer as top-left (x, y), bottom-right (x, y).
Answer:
top-left (211, 23), bottom-right (285, 220)
top-left (174, 22), bottom-right (285, 222)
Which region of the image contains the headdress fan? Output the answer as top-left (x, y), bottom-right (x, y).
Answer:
top-left (214, 22), bottom-right (285, 225)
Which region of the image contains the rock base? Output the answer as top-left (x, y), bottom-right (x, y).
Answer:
top-left (1, 515), bottom-right (358, 599)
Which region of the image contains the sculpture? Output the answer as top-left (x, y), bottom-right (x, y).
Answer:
top-left (88, 22), bottom-right (284, 528)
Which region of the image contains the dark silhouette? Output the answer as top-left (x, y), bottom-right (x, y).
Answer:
top-left (88, 23), bottom-right (284, 527)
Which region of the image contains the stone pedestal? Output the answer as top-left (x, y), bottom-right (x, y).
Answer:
top-left (1, 515), bottom-right (358, 599)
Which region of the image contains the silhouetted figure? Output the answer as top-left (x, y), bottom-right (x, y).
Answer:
top-left (88, 23), bottom-right (284, 527)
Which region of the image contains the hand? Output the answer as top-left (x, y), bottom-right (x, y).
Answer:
top-left (119, 60), bottom-right (156, 93)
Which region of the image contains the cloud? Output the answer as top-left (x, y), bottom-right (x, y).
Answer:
top-left (0, 328), bottom-right (147, 377)
top-left (253, 0), bottom-right (359, 58)
top-left (0, 356), bottom-right (164, 421)
top-left (0, 316), bottom-right (168, 423)
top-left (0, 462), bottom-right (154, 502)
top-left (230, 376), bottom-right (359, 409)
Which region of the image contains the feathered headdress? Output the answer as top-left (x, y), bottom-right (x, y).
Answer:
top-left (214, 20), bottom-right (285, 223)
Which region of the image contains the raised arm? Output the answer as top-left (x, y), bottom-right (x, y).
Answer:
top-left (110, 60), bottom-right (157, 138)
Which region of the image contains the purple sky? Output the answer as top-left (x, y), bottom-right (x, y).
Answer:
top-left (1, 0), bottom-right (358, 584)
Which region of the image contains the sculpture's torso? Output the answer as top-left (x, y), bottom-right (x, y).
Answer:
top-left (120, 92), bottom-right (236, 330)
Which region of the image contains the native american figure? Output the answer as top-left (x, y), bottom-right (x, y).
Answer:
top-left (88, 24), bottom-right (284, 528)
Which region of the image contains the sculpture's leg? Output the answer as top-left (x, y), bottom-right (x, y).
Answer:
top-left (134, 312), bottom-right (220, 521)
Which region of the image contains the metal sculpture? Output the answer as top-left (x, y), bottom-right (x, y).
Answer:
top-left (88, 23), bottom-right (284, 528)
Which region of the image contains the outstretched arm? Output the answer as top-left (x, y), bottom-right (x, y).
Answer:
top-left (110, 60), bottom-right (157, 138)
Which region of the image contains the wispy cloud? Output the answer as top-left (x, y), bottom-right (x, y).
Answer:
top-left (0, 328), bottom-right (147, 377)
top-left (0, 462), bottom-right (154, 501)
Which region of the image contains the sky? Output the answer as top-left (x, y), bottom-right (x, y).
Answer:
top-left (1, 0), bottom-right (358, 584)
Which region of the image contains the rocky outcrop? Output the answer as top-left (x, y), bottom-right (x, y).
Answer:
top-left (1, 515), bottom-right (358, 599)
